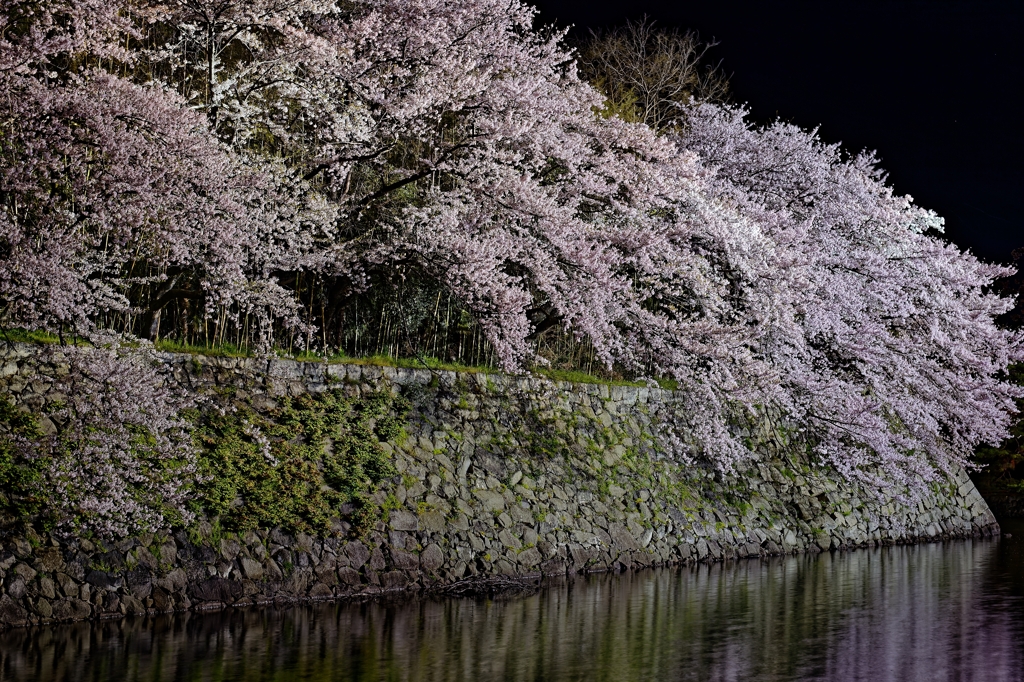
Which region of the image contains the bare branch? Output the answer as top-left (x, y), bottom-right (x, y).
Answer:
top-left (577, 16), bottom-right (730, 132)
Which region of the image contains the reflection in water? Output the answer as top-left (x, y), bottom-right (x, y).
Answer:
top-left (3, 527), bottom-right (1023, 681)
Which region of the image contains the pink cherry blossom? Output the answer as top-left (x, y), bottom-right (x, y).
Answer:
top-left (1, 0), bottom-right (1019, 529)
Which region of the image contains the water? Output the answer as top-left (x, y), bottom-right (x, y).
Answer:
top-left (3, 521), bottom-right (1023, 682)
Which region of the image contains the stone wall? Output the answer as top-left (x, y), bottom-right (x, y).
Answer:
top-left (0, 344), bottom-right (1000, 629)
top-left (977, 489), bottom-right (1024, 520)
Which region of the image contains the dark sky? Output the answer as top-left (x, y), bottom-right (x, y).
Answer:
top-left (532, 0), bottom-right (1024, 264)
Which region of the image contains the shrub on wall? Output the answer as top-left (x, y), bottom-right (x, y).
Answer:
top-left (188, 389), bottom-right (408, 535)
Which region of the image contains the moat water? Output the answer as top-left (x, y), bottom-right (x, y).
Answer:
top-left (3, 520), bottom-right (1023, 682)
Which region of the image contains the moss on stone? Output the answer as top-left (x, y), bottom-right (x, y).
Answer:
top-left (0, 395), bottom-right (50, 523)
top-left (187, 388), bottom-right (409, 536)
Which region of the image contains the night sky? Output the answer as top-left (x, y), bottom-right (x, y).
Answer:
top-left (532, 0), bottom-right (1024, 264)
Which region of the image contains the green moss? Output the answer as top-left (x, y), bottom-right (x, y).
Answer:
top-left (330, 351), bottom-right (680, 389)
top-left (187, 388), bottom-right (409, 536)
top-left (4, 329), bottom-right (677, 389)
top-left (382, 493), bottom-right (401, 515)
top-left (0, 328), bottom-right (63, 345)
top-left (154, 338), bottom-right (253, 357)
top-left (0, 396), bottom-right (51, 522)
top-left (330, 353), bottom-right (494, 374)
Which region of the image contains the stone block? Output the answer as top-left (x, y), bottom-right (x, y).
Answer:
top-left (12, 562), bottom-right (37, 582)
top-left (264, 559), bottom-right (285, 581)
top-left (344, 542), bottom-right (370, 569)
top-left (473, 489), bottom-right (505, 512)
top-left (390, 510), bottom-right (419, 531)
top-left (38, 576), bottom-right (56, 599)
top-left (337, 567), bottom-right (361, 586)
top-left (241, 557), bottom-right (264, 580)
top-left (219, 538), bottom-right (241, 562)
top-left (517, 547), bottom-right (542, 568)
top-left (159, 543), bottom-right (178, 565)
top-left (608, 523), bottom-right (640, 551)
top-left (498, 530), bottom-right (522, 551)
top-left (569, 546), bottom-right (592, 568)
top-left (152, 587), bottom-right (174, 611)
top-left (32, 597), bottom-right (53, 618)
top-left (55, 572), bottom-right (78, 598)
top-left (190, 578), bottom-right (243, 603)
top-left (120, 594), bottom-right (146, 614)
top-left (51, 598), bottom-right (92, 622)
top-left (421, 544), bottom-right (445, 572)
top-left (165, 568), bottom-right (188, 591)
top-left (390, 549), bottom-right (419, 571)
top-left (309, 583), bottom-right (334, 599)
top-left (381, 571), bottom-right (408, 590)
top-left (783, 530), bottom-right (798, 549)
top-left (35, 547), bottom-right (64, 573)
top-left (633, 552), bottom-right (654, 568)
top-left (0, 594), bottom-right (29, 626)
top-left (495, 559), bottom-right (517, 576)
top-left (286, 571), bottom-right (310, 595)
top-left (419, 510), bottom-right (446, 533)
top-left (7, 576), bottom-right (26, 600)
top-left (135, 547), bottom-right (159, 570)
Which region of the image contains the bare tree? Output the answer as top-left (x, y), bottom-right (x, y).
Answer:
top-left (578, 17), bottom-right (730, 132)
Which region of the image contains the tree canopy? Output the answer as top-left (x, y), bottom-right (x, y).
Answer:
top-left (0, 0), bottom-right (1019, 534)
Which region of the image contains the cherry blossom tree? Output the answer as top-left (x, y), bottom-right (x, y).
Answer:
top-left (680, 104), bottom-right (1022, 490)
top-left (41, 342), bottom-right (198, 538)
top-left (0, 0), bottom-right (336, 344)
top-left (310, 1), bottom-right (776, 375)
top-left (138, 0), bottom-right (778, 395)
top-left (2, 0), bottom-right (1020, 528)
top-left (282, 0), bottom-right (785, 468)
top-left (0, 0), bottom-right (330, 534)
